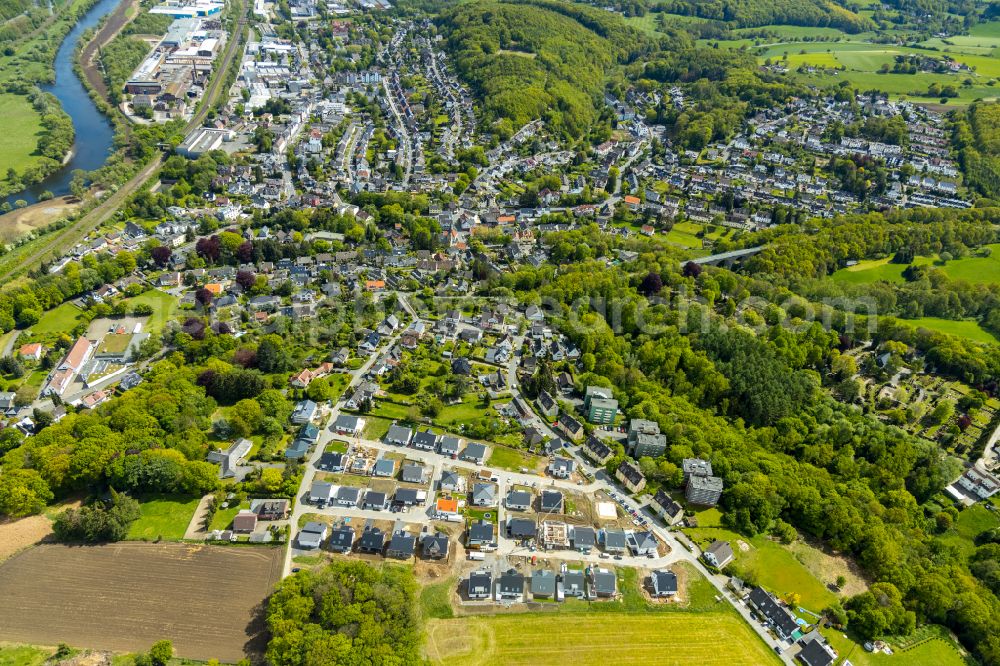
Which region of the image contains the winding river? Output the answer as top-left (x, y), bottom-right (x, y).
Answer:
top-left (5, 0), bottom-right (119, 207)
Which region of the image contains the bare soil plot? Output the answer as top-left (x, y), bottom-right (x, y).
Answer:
top-left (0, 542), bottom-right (283, 662)
top-left (0, 515), bottom-right (52, 564)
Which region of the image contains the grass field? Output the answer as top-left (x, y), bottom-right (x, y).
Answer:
top-left (0, 542), bottom-right (283, 661)
top-left (832, 246), bottom-right (1000, 285)
top-left (938, 503), bottom-right (1000, 558)
top-left (684, 528), bottom-right (837, 612)
top-left (0, 95), bottom-right (45, 179)
top-left (425, 613), bottom-right (780, 665)
top-left (0, 643), bottom-right (53, 666)
top-left (29, 302), bottom-right (82, 336)
top-left (126, 494), bottom-right (201, 541)
top-left (903, 317), bottom-right (998, 344)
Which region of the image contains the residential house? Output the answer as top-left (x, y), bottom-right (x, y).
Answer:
top-left (796, 633), bottom-right (838, 666)
top-left (394, 488), bottom-right (426, 506)
top-left (310, 481), bottom-right (335, 506)
top-left (357, 526), bottom-right (386, 554)
top-left (748, 586), bottom-right (799, 641)
top-left (592, 569), bottom-right (617, 598)
top-left (497, 569), bottom-right (525, 601)
top-left (316, 451), bottom-right (346, 472)
top-left (386, 424), bottom-right (413, 446)
top-left (539, 490), bottom-right (563, 514)
top-left (615, 460), bottom-right (646, 493)
top-left (401, 464), bottom-right (427, 485)
top-left (438, 435), bottom-right (461, 458)
top-left (506, 489), bottom-right (531, 511)
top-left (329, 526), bottom-right (355, 553)
top-left (467, 570), bottom-right (493, 599)
top-left (548, 457), bottom-right (574, 479)
top-left (650, 490), bottom-right (685, 526)
top-left (471, 482), bottom-right (497, 507)
top-left (206, 438), bottom-right (253, 479)
top-left (363, 491), bottom-right (387, 511)
top-left (387, 530), bottom-right (416, 559)
top-left (702, 540), bottom-right (734, 569)
top-left (571, 526), bottom-right (597, 553)
top-left (556, 414), bottom-right (584, 441)
top-left (650, 570), bottom-right (678, 597)
top-left (466, 520), bottom-right (495, 550)
top-left (336, 486), bottom-right (361, 507)
top-left (411, 430), bottom-right (438, 451)
top-left (562, 571), bottom-right (587, 598)
top-left (251, 499), bottom-right (289, 520)
top-left (439, 470), bottom-right (462, 492)
top-left (232, 510), bottom-right (258, 533)
top-left (508, 517), bottom-right (537, 541)
top-left (627, 531), bottom-right (658, 556)
top-left (536, 390), bottom-right (558, 419)
top-left (372, 458), bottom-right (396, 478)
top-left (460, 442), bottom-right (488, 464)
top-left (298, 521), bottom-right (328, 549)
top-left (333, 414), bottom-right (365, 435)
top-left (583, 435), bottom-right (613, 465)
top-left (422, 533), bottom-right (449, 560)
top-left (531, 570), bottom-right (557, 599)
top-left (602, 528), bottom-right (628, 555)
top-left (290, 399), bottom-right (318, 424)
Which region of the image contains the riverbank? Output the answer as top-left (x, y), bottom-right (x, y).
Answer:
top-left (0, 0), bottom-right (104, 193)
top-left (0, 0), bottom-right (119, 207)
top-left (78, 0), bottom-right (139, 103)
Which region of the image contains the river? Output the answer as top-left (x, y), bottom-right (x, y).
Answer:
top-left (5, 0), bottom-right (120, 207)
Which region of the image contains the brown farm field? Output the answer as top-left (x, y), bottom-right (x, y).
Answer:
top-left (0, 542), bottom-right (283, 662)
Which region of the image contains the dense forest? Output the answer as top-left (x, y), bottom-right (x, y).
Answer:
top-left (266, 562), bottom-right (422, 665)
top-left (655, 0), bottom-right (874, 32)
top-left (437, 0), bottom-right (650, 137)
top-left (953, 101), bottom-right (1000, 201)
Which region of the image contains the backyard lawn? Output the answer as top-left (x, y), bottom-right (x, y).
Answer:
top-left (126, 494), bottom-right (201, 541)
top-left (29, 303), bottom-right (83, 336)
top-left (822, 624), bottom-right (968, 666)
top-left (124, 290), bottom-right (179, 334)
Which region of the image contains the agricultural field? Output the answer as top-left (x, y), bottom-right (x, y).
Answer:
top-left (424, 613), bottom-right (779, 665)
top-left (753, 40), bottom-right (1000, 103)
top-left (126, 494), bottom-right (202, 541)
top-left (0, 542), bottom-right (283, 661)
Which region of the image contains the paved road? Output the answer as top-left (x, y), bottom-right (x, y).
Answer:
top-left (0, 0), bottom-right (250, 283)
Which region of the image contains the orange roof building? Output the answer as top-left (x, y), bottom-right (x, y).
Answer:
top-left (436, 497), bottom-right (459, 514)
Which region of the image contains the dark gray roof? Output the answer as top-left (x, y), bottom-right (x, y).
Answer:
top-left (540, 490), bottom-right (563, 512)
top-left (506, 489), bottom-right (531, 507)
top-left (572, 526), bottom-right (596, 547)
top-left (748, 587), bottom-right (799, 637)
top-left (468, 520), bottom-right (494, 542)
top-left (652, 570), bottom-right (677, 594)
top-left (508, 518), bottom-right (536, 538)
